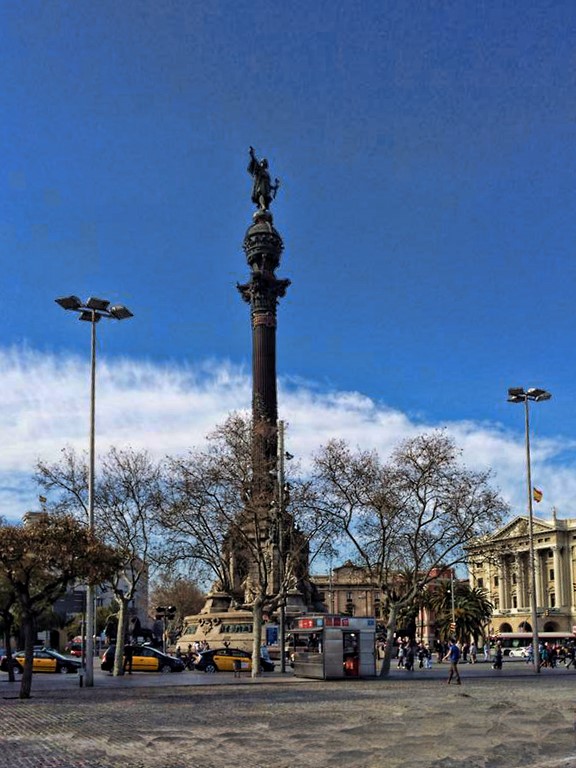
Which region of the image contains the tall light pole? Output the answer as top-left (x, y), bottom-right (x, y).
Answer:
top-left (56, 296), bottom-right (133, 686)
top-left (507, 386), bottom-right (551, 674)
top-left (276, 420), bottom-right (293, 673)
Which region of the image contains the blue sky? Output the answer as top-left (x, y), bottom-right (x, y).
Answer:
top-left (2, 1), bottom-right (576, 524)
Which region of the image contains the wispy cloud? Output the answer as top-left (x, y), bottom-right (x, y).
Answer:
top-left (0, 346), bottom-right (573, 523)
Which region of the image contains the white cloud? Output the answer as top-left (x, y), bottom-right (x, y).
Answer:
top-left (0, 346), bottom-right (574, 524)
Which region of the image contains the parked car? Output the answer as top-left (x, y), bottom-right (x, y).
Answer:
top-left (0, 648), bottom-right (81, 674)
top-left (508, 647), bottom-right (529, 658)
top-left (193, 647), bottom-right (275, 673)
top-left (100, 645), bottom-right (185, 673)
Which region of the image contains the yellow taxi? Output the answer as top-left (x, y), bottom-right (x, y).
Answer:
top-left (0, 648), bottom-right (81, 674)
top-left (193, 647), bottom-right (275, 673)
top-left (101, 644), bottom-right (185, 673)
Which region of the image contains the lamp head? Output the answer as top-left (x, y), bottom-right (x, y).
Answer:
top-left (55, 296), bottom-right (82, 311)
top-left (79, 310), bottom-right (101, 322)
top-left (86, 297), bottom-right (111, 312)
top-left (109, 304), bottom-right (134, 320)
top-left (527, 388), bottom-right (551, 402)
top-left (507, 387), bottom-right (526, 403)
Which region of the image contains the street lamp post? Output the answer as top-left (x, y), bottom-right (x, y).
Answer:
top-left (56, 296), bottom-right (133, 686)
top-left (507, 386), bottom-right (551, 674)
top-left (277, 421), bottom-right (287, 673)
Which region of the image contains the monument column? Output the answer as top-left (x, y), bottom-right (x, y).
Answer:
top-left (497, 557), bottom-right (506, 610)
top-left (518, 551), bottom-right (529, 609)
top-left (534, 549), bottom-right (544, 610)
top-left (237, 147), bottom-right (291, 596)
top-left (552, 546), bottom-right (564, 607)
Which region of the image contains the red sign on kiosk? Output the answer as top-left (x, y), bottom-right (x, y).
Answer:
top-left (296, 617), bottom-right (324, 629)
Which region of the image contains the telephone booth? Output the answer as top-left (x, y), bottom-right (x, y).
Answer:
top-left (290, 615), bottom-right (376, 680)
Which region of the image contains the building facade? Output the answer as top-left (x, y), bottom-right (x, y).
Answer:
top-left (313, 561), bottom-right (383, 619)
top-left (467, 513), bottom-right (576, 635)
top-left (313, 562), bottom-right (454, 646)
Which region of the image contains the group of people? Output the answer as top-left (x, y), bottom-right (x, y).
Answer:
top-left (175, 641), bottom-right (210, 669)
top-left (534, 641), bottom-right (576, 668)
top-left (394, 637), bottom-right (496, 684)
top-left (396, 638), bottom-right (463, 683)
top-left (395, 635), bottom-right (576, 681)
top-left (396, 638), bottom-right (485, 671)
top-left (396, 641), bottom-right (434, 670)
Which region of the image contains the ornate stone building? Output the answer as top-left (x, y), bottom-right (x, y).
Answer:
top-left (467, 512), bottom-right (576, 634)
top-left (313, 562), bottom-right (383, 619)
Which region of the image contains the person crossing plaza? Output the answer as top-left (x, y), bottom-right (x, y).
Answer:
top-left (444, 639), bottom-right (462, 685)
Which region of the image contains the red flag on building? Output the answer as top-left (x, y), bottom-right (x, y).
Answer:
top-left (533, 487), bottom-right (543, 503)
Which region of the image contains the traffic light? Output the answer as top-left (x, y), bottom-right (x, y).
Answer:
top-left (166, 606), bottom-right (176, 620)
top-left (155, 606), bottom-right (165, 620)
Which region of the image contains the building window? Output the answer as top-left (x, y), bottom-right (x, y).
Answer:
top-left (550, 594), bottom-right (556, 607)
top-left (512, 596), bottom-right (517, 608)
top-left (494, 576), bottom-right (499, 587)
top-left (346, 592), bottom-right (353, 601)
top-left (512, 573), bottom-right (517, 585)
top-left (549, 568), bottom-right (555, 581)
top-left (477, 578), bottom-right (484, 589)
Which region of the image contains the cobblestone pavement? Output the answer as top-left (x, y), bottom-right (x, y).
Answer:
top-left (1, 664), bottom-right (575, 768)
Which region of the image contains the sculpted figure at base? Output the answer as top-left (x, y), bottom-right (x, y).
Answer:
top-left (248, 146), bottom-right (280, 210)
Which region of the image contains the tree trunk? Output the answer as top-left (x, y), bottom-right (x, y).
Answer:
top-left (379, 603), bottom-right (399, 678)
top-left (113, 598), bottom-right (130, 676)
top-left (19, 614), bottom-right (35, 699)
top-left (251, 596), bottom-right (264, 679)
top-left (3, 625), bottom-right (15, 684)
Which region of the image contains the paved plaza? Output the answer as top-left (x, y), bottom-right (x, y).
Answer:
top-left (1, 663), bottom-right (575, 768)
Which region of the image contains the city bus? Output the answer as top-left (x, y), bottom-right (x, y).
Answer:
top-left (491, 632), bottom-right (576, 657)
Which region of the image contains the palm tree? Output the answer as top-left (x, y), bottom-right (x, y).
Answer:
top-left (428, 580), bottom-right (493, 643)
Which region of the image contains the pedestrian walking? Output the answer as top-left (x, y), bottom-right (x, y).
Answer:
top-left (444, 639), bottom-right (461, 684)
top-left (123, 643), bottom-right (134, 675)
top-left (405, 645), bottom-right (415, 671)
top-left (417, 643), bottom-right (427, 669)
top-left (492, 642), bottom-right (503, 670)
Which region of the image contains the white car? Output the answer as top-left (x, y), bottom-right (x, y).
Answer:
top-left (508, 647), bottom-right (529, 658)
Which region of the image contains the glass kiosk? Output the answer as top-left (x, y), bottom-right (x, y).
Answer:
top-left (290, 615), bottom-right (376, 680)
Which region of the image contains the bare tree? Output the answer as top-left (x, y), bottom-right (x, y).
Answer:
top-left (0, 514), bottom-right (120, 698)
top-left (312, 432), bottom-right (509, 676)
top-left (159, 413), bottom-right (330, 677)
top-left (149, 573), bottom-right (205, 645)
top-left (36, 446), bottom-right (165, 676)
